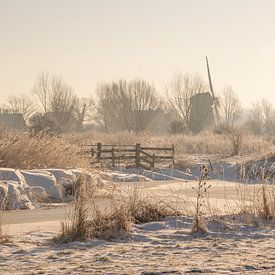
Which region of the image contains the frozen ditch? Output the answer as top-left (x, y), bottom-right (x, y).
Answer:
top-left (110, 162), bottom-right (240, 182)
top-left (0, 161), bottom-right (270, 210)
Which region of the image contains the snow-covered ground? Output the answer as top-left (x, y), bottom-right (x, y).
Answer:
top-left (1, 165), bottom-right (275, 274)
top-left (1, 215), bottom-right (274, 274)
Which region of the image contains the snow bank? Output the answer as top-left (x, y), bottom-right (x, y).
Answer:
top-left (0, 167), bottom-right (108, 209)
top-left (39, 169), bottom-right (76, 186)
top-left (20, 170), bottom-right (63, 203)
top-left (0, 168), bottom-right (88, 210)
top-left (0, 168), bottom-right (28, 188)
top-left (28, 186), bottom-right (48, 202)
top-left (0, 181), bottom-right (34, 210)
top-left (33, 169), bottom-right (77, 197)
top-left (70, 168), bottom-right (110, 188)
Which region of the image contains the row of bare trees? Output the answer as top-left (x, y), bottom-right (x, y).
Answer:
top-left (1, 71), bottom-right (274, 136)
top-left (31, 72), bottom-right (94, 131)
top-left (0, 72), bottom-right (94, 132)
top-left (165, 74), bottom-right (243, 133)
top-left (95, 79), bottom-right (161, 132)
top-left (246, 99), bottom-right (275, 137)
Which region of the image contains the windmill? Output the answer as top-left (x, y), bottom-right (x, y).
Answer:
top-left (206, 56), bottom-right (220, 123)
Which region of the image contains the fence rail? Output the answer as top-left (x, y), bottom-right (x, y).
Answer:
top-left (82, 143), bottom-right (175, 169)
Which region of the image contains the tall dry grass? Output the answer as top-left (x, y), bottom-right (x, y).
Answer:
top-left (0, 130), bottom-right (90, 169)
top-left (56, 177), bottom-right (180, 242)
top-left (0, 198), bottom-right (8, 244)
top-left (191, 178), bottom-right (212, 233)
top-left (56, 175), bottom-right (132, 242)
top-left (236, 182), bottom-right (275, 223)
top-left (0, 215), bottom-right (9, 244)
top-left (0, 212), bottom-right (4, 243)
top-left (121, 185), bottom-right (180, 224)
top-left (68, 131), bottom-right (272, 157)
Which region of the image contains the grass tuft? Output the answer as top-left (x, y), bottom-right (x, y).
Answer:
top-left (55, 177), bottom-right (181, 242)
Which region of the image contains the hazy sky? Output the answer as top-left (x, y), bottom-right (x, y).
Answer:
top-left (1, 0), bottom-right (275, 107)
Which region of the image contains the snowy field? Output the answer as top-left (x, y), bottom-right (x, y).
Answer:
top-left (1, 215), bottom-right (274, 274)
top-left (1, 166), bottom-right (275, 274)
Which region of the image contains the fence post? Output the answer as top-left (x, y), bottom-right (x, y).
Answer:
top-left (135, 143), bottom-right (141, 168)
top-left (111, 147), bottom-right (115, 167)
top-left (152, 153), bottom-right (155, 169)
top-left (91, 147), bottom-right (95, 157)
top-left (96, 143), bottom-right (102, 162)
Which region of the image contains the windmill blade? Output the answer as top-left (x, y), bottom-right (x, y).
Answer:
top-left (206, 56), bottom-right (220, 122)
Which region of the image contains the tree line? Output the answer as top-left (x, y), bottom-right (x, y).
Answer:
top-left (0, 71), bottom-right (274, 136)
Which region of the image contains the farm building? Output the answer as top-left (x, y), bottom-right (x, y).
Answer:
top-left (0, 113), bottom-right (26, 130)
top-left (44, 111), bottom-right (78, 132)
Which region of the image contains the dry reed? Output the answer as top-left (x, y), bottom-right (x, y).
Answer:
top-left (0, 195), bottom-right (9, 244)
top-left (67, 130), bottom-right (272, 157)
top-left (124, 185), bottom-right (180, 224)
top-left (56, 177), bottom-right (181, 242)
top-left (0, 130), bottom-right (90, 169)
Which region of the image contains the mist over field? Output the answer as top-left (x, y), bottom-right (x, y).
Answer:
top-left (1, 1), bottom-right (275, 274)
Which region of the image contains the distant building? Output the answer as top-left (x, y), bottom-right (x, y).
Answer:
top-left (189, 92), bottom-right (215, 133)
top-left (0, 113), bottom-right (26, 130)
top-left (44, 112), bottom-right (78, 132)
top-left (147, 109), bottom-right (171, 134)
top-left (127, 109), bottom-right (171, 133)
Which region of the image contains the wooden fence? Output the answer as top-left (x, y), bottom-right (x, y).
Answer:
top-left (82, 143), bottom-right (175, 169)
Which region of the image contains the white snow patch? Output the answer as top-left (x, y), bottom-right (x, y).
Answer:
top-left (19, 170), bottom-right (63, 203)
top-left (0, 181), bottom-right (34, 210)
top-left (0, 168), bottom-right (28, 188)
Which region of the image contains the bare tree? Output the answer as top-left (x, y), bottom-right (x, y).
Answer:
top-left (32, 72), bottom-right (78, 132)
top-left (33, 72), bottom-right (76, 113)
top-left (220, 86), bottom-right (242, 129)
top-left (126, 79), bottom-right (161, 132)
top-left (95, 79), bottom-right (161, 132)
top-left (32, 71), bottom-right (50, 112)
top-left (247, 99), bottom-right (275, 136)
top-left (3, 94), bottom-right (35, 121)
top-left (95, 81), bottom-right (123, 132)
top-left (74, 97), bottom-right (94, 130)
top-left (166, 73), bottom-right (206, 128)
top-left (261, 99), bottom-right (275, 136)
top-left (48, 75), bottom-right (77, 113)
top-left (247, 101), bottom-right (263, 135)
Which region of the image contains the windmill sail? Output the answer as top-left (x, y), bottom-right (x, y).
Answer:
top-left (206, 56), bottom-right (220, 122)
